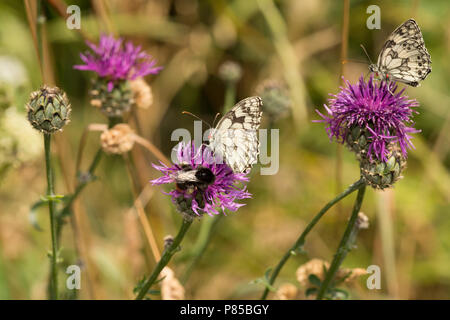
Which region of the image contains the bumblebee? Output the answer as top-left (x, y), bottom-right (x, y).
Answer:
top-left (174, 164), bottom-right (216, 193)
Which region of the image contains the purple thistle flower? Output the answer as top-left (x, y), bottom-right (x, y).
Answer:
top-left (151, 142), bottom-right (251, 217)
top-left (315, 75), bottom-right (420, 161)
top-left (74, 34), bottom-right (162, 91)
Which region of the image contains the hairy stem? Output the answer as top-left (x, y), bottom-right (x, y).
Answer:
top-left (260, 179), bottom-right (365, 300)
top-left (316, 185), bottom-right (366, 300)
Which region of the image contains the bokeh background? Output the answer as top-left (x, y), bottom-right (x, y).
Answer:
top-left (0, 0), bottom-right (449, 299)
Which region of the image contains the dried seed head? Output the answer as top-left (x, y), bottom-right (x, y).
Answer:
top-left (275, 283), bottom-right (298, 300)
top-left (100, 123), bottom-right (135, 154)
top-left (129, 77), bottom-right (153, 109)
top-left (160, 267), bottom-right (185, 300)
top-left (26, 85), bottom-right (71, 134)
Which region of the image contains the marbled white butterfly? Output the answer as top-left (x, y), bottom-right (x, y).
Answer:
top-left (208, 96), bottom-right (263, 174)
top-left (368, 19), bottom-right (431, 87)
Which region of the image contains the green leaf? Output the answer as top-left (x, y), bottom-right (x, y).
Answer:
top-left (133, 277), bottom-right (146, 294)
top-left (308, 274), bottom-right (322, 287)
top-left (29, 199), bottom-right (47, 231)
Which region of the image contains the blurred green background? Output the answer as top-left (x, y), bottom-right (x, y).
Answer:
top-left (0, 0), bottom-right (449, 299)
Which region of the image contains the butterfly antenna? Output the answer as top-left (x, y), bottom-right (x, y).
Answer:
top-left (182, 111), bottom-right (212, 129)
top-left (212, 112), bottom-right (221, 128)
top-left (360, 44), bottom-right (374, 65)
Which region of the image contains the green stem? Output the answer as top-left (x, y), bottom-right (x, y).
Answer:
top-left (135, 218), bottom-right (193, 300)
top-left (316, 185), bottom-right (366, 300)
top-left (44, 134), bottom-right (58, 300)
top-left (181, 215), bottom-right (222, 284)
top-left (260, 179), bottom-right (365, 300)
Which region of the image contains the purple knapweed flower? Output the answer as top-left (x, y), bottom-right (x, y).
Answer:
top-left (74, 34), bottom-right (162, 91)
top-left (151, 142), bottom-right (251, 217)
top-left (315, 75), bottom-right (420, 161)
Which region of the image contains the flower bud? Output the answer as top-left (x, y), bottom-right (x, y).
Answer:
top-left (100, 123), bottom-right (135, 154)
top-left (174, 192), bottom-right (205, 220)
top-left (360, 144), bottom-right (406, 190)
top-left (26, 85), bottom-right (71, 134)
top-left (345, 126), bottom-right (371, 159)
top-left (90, 78), bottom-right (134, 118)
top-left (163, 235), bottom-right (174, 250)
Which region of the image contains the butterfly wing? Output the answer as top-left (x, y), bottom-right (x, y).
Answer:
top-left (376, 19), bottom-right (431, 86)
top-left (209, 96), bottom-right (263, 173)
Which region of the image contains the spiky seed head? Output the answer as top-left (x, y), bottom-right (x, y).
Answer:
top-left (26, 85), bottom-right (71, 134)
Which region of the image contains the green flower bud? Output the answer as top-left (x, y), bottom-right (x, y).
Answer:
top-left (26, 85), bottom-right (71, 134)
top-left (345, 126), bottom-right (371, 159)
top-left (360, 144), bottom-right (406, 190)
top-left (90, 78), bottom-right (134, 118)
top-left (174, 192), bottom-right (205, 221)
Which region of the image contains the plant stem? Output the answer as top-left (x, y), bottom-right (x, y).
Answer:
top-left (260, 179), bottom-right (365, 300)
top-left (316, 185), bottom-right (366, 300)
top-left (44, 134), bottom-right (58, 300)
top-left (135, 218), bottom-right (193, 300)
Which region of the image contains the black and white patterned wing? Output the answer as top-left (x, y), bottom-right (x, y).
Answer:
top-left (376, 19), bottom-right (431, 86)
top-left (209, 96), bottom-right (263, 173)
